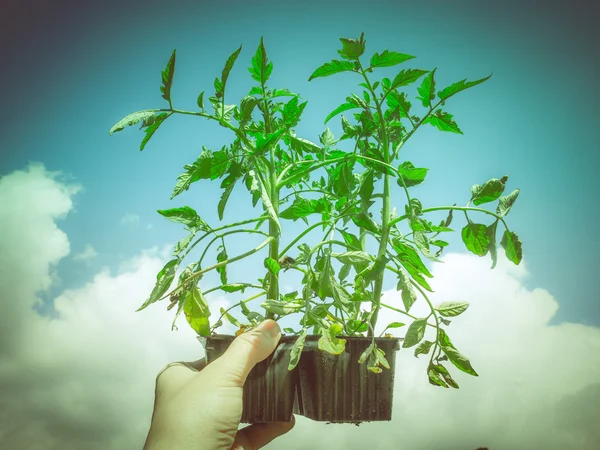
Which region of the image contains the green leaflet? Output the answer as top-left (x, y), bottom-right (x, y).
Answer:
top-left (423, 110), bottom-right (462, 134)
top-left (414, 340), bottom-right (434, 358)
top-left (109, 109), bottom-right (160, 135)
top-left (435, 301), bottom-right (470, 317)
top-left (264, 257), bottom-right (281, 275)
top-left (461, 223), bottom-right (490, 257)
top-left (337, 32), bottom-right (366, 60)
top-left (369, 50), bottom-right (415, 69)
top-left (183, 288), bottom-right (211, 337)
top-left (309, 60), bottom-right (355, 81)
top-left (402, 318), bottom-right (427, 348)
top-left (288, 328), bottom-right (309, 370)
top-left (137, 258), bottom-right (180, 312)
top-left (389, 69), bottom-right (428, 91)
top-left (157, 206), bottom-right (203, 228)
top-left (160, 49), bottom-right (176, 105)
top-left (331, 251), bottom-right (371, 266)
top-left (324, 102), bottom-right (360, 125)
top-left (216, 247), bottom-right (228, 285)
top-left (249, 37), bottom-right (273, 85)
top-left (437, 74), bottom-right (492, 101)
top-left (501, 230), bottom-right (523, 265)
top-left (416, 69), bottom-right (437, 108)
top-left (470, 177), bottom-right (507, 206)
top-left (398, 161), bottom-right (428, 187)
top-left (318, 323), bottom-right (346, 355)
top-left (497, 189), bottom-right (520, 217)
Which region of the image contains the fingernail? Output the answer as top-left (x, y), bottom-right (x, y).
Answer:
top-left (257, 319), bottom-right (281, 340)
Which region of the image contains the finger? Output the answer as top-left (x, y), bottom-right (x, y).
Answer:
top-left (209, 320), bottom-right (281, 387)
top-left (234, 415), bottom-right (295, 450)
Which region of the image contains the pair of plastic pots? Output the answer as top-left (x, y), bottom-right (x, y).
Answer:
top-left (201, 334), bottom-right (401, 424)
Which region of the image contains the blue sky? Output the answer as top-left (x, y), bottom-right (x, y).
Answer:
top-left (1, 1), bottom-right (599, 449)
top-left (2, 0), bottom-right (598, 325)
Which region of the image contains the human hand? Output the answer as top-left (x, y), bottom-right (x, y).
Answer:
top-left (143, 319), bottom-right (295, 450)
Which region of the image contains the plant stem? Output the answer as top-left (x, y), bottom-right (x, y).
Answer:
top-left (388, 205), bottom-right (511, 232)
top-left (379, 302), bottom-right (437, 329)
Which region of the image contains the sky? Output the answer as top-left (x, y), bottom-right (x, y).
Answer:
top-left (0, 0), bottom-right (599, 449)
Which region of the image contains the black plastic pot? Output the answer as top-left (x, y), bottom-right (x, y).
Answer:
top-left (202, 334), bottom-right (298, 424)
top-left (293, 336), bottom-right (401, 423)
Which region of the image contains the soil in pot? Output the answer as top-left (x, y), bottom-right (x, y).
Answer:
top-left (293, 336), bottom-right (401, 423)
top-left (201, 334), bottom-right (298, 424)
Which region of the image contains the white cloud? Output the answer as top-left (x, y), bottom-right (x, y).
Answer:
top-left (121, 212), bottom-right (140, 225)
top-left (72, 243), bottom-right (98, 261)
top-left (0, 164), bottom-right (598, 450)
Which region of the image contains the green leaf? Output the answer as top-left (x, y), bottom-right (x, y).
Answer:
top-left (136, 258), bottom-right (180, 312)
top-left (318, 323), bottom-right (346, 355)
top-left (319, 128), bottom-right (336, 147)
top-left (260, 299), bottom-right (303, 315)
top-left (358, 342), bottom-right (375, 364)
top-left (139, 112), bottom-right (170, 151)
top-left (324, 102), bottom-right (360, 124)
top-left (437, 74), bottom-right (492, 101)
top-left (286, 134), bottom-right (322, 154)
top-left (337, 32), bottom-right (366, 60)
top-left (423, 110), bottom-right (462, 134)
top-left (428, 366), bottom-right (449, 388)
top-left (109, 109), bottom-right (160, 135)
top-left (249, 37), bottom-right (272, 85)
top-left (330, 276), bottom-right (352, 311)
top-left (160, 49), bottom-right (176, 104)
top-left (339, 229), bottom-right (361, 250)
top-left (219, 44), bottom-right (243, 94)
top-left (374, 347), bottom-right (391, 369)
top-left (331, 251), bottom-right (371, 265)
top-left (500, 230), bottom-right (523, 265)
top-left (470, 177), bottom-right (507, 206)
top-left (436, 301), bottom-right (470, 317)
top-left (359, 256), bottom-right (389, 285)
top-left (279, 196), bottom-right (320, 221)
top-left (197, 91), bottom-right (205, 110)
top-left (351, 212), bottom-right (380, 234)
top-left (309, 60), bottom-right (355, 81)
top-left (392, 240), bottom-right (433, 279)
top-left (486, 220), bottom-right (499, 269)
top-left (264, 257), bottom-right (281, 275)
top-left (397, 161), bottom-right (428, 187)
top-left (497, 188), bottom-right (520, 217)
top-left (173, 232), bottom-right (196, 257)
top-left (386, 91), bottom-right (412, 118)
top-left (220, 284), bottom-right (247, 293)
top-left (396, 266), bottom-right (417, 312)
top-left (461, 223), bottom-right (491, 257)
top-left (414, 339), bottom-right (434, 358)
top-left (369, 50), bottom-right (414, 69)
top-left (157, 206), bottom-right (202, 228)
top-left (220, 307), bottom-right (242, 327)
top-left (383, 322), bottom-right (405, 333)
top-left (288, 328), bottom-right (309, 370)
top-left (389, 69), bottom-right (428, 91)
top-left (402, 318), bottom-right (427, 348)
top-left (183, 288), bottom-right (211, 337)
top-left (432, 364), bottom-right (460, 389)
top-left (240, 95), bottom-right (260, 122)
top-left (416, 69), bottom-right (436, 108)
top-left (216, 248), bottom-right (228, 285)
top-left (217, 177), bottom-right (237, 220)
top-left (339, 263), bottom-right (351, 282)
top-left (283, 96), bottom-right (308, 128)
top-left (441, 346), bottom-right (478, 377)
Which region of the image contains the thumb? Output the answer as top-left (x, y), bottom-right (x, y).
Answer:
top-left (209, 319), bottom-right (282, 387)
